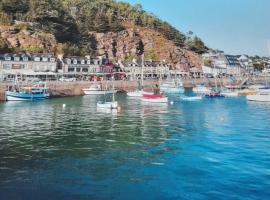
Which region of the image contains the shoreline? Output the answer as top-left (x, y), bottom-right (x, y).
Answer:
top-left (0, 77), bottom-right (269, 101)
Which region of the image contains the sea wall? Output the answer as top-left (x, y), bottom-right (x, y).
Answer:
top-left (0, 77), bottom-right (269, 101)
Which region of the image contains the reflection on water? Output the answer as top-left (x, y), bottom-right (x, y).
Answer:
top-left (0, 95), bottom-right (270, 200)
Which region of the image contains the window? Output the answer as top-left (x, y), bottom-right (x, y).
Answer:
top-left (82, 68), bottom-right (88, 72)
top-left (34, 57), bottom-right (41, 62)
top-left (42, 57), bottom-right (48, 62)
top-left (73, 59), bottom-right (77, 64)
top-left (81, 60), bottom-right (85, 65)
top-left (3, 64), bottom-right (11, 69)
top-left (4, 57), bottom-right (11, 61)
top-left (87, 60), bottom-right (91, 64)
top-left (23, 57), bottom-right (29, 61)
top-left (66, 59), bottom-right (71, 64)
top-left (14, 57), bottom-right (20, 61)
top-left (76, 68), bottom-right (81, 72)
top-left (68, 68), bottom-right (75, 72)
top-left (50, 58), bottom-right (55, 62)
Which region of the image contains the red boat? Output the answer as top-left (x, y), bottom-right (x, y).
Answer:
top-left (141, 93), bottom-right (168, 103)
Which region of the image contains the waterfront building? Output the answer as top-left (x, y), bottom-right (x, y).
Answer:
top-left (0, 53), bottom-right (57, 81)
top-left (62, 56), bottom-right (119, 80)
top-left (120, 60), bottom-right (170, 80)
top-left (62, 56), bottom-right (102, 74)
top-left (202, 50), bottom-right (246, 76)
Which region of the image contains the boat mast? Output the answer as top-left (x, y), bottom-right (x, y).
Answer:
top-left (112, 75), bottom-right (115, 102)
top-left (214, 64), bottom-right (218, 91)
top-left (141, 54), bottom-right (144, 88)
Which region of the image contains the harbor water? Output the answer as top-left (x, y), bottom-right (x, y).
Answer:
top-left (0, 94), bottom-right (270, 200)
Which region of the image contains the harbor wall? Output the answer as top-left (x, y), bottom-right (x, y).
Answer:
top-left (0, 77), bottom-right (269, 101)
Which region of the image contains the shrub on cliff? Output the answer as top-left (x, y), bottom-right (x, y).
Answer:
top-left (0, 37), bottom-right (13, 53)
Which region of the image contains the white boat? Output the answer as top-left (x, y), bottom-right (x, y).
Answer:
top-left (83, 83), bottom-right (116, 95)
top-left (141, 93), bottom-right (168, 103)
top-left (160, 81), bottom-right (185, 94)
top-left (127, 90), bottom-right (153, 97)
top-left (127, 90), bottom-right (143, 97)
top-left (220, 90), bottom-right (239, 97)
top-left (247, 92), bottom-right (270, 102)
top-left (193, 84), bottom-right (211, 94)
top-left (180, 96), bottom-right (202, 101)
top-left (97, 77), bottom-right (118, 109)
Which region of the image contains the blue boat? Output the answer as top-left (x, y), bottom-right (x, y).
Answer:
top-left (6, 86), bottom-right (50, 101)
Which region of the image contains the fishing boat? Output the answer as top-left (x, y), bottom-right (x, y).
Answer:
top-left (97, 77), bottom-right (118, 109)
top-left (247, 92), bottom-right (270, 102)
top-left (141, 93), bottom-right (168, 103)
top-left (5, 85), bottom-right (49, 101)
top-left (83, 82), bottom-right (116, 95)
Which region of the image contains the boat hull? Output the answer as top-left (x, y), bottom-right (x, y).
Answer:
top-left (141, 94), bottom-right (168, 103)
top-left (83, 89), bottom-right (116, 95)
top-left (238, 90), bottom-right (257, 95)
top-left (221, 92), bottom-right (239, 97)
top-left (127, 91), bottom-right (153, 97)
top-left (5, 91), bottom-right (49, 101)
top-left (247, 94), bottom-right (270, 102)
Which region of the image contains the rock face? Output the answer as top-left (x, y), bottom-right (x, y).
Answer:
top-left (0, 24), bottom-right (202, 70)
top-left (0, 25), bottom-right (57, 53)
top-left (90, 26), bottom-right (202, 70)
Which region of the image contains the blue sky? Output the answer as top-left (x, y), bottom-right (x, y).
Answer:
top-left (122, 0), bottom-right (270, 56)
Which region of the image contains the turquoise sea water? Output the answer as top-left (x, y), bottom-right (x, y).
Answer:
top-left (0, 94), bottom-right (270, 200)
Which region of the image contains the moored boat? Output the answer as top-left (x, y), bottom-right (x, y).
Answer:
top-left (160, 81), bottom-right (185, 94)
top-left (193, 84), bottom-right (211, 94)
top-left (220, 90), bottom-right (239, 97)
top-left (5, 85), bottom-right (49, 101)
top-left (205, 91), bottom-right (225, 98)
top-left (247, 92), bottom-right (270, 102)
top-left (141, 93), bottom-right (168, 103)
top-left (83, 83), bottom-right (116, 95)
top-left (238, 89), bottom-right (257, 95)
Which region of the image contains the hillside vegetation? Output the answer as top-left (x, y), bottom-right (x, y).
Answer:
top-left (0, 0), bottom-right (207, 60)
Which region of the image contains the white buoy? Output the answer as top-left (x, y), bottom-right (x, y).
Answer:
top-left (170, 101), bottom-right (174, 105)
top-left (62, 104), bottom-right (66, 108)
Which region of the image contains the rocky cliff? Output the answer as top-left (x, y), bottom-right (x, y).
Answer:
top-left (91, 25), bottom-right (202, 69)
top-left (0, 25), bottom-right (57, 53)
top-left (0, 24), bottom-right (202, 69)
